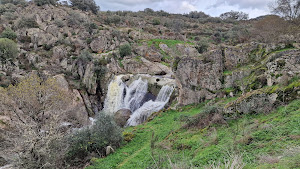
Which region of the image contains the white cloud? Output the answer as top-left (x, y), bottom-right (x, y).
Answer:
top-left (180, 1), bottom-right (197, 13)
top-left (96, 0), bottom-right (272, 18)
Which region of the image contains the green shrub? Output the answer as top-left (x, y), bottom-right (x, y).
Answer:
top-left (0, 38), bottom-right (18, 62)
top-left (0, 28), bottom-right (17, 40)
top-left (195, 38), bottom-right (209, 54)
top-left (0, 0), bottom-right (27, 5)
top-left (33, 0), bottom-right (58, 6)
top-left (67, 112), bottom-right (122, 163)
top-left (119, 44), bottom-right (131, 58)
top-left (104, 15), bottom-right (121, 25)
top-left (70, 0), bottom-right (99, 14)
top-left (15, 16), bottom-right (39, 28)
top-left (152, 18), bottom-right (161, 25)
top-left (0, 3), bottom-right (17, 15)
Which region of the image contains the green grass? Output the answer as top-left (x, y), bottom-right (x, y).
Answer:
top-left (87, 99), bottom-right (300, 169)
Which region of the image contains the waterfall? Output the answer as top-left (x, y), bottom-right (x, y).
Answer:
top-left (103, 75), bottom-right (174, 126)
top-left (123, 78), bottom-right (148, 112)
top-left (126, 85), bottom-right (174, 126)
top-left (103, 76), bottom-right (126, 115)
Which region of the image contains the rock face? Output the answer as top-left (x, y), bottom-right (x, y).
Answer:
top-left (122, 57), bottom-right (173, 77)
top-left (224, 70), bottom-right (252, 88)
top-left (90, 36), bottom-right (110, 53)
top-left (135, 46), bottom-right (162, 62)
top-left (266, 50), bottom-right (300, 86)
top-left (114, 109), bottom-right (132, 127)
top-left (176, 50), bottom-right (223, 105)
top-left (52, 74), bottom-right (90, 126)
top-left (224, 92), bottom-right (278, 115)
top-left (82, 63), bottom-right (97, 95)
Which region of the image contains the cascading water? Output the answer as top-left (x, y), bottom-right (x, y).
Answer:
top-left (103, 76), bottom-right (126, 115)
top-left (126, 85), bottom-right (173, 126)
top-left (103, 75), bottom-right (174, 126)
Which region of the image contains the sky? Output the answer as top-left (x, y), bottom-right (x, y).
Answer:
top-left (96, 0), bottom-right (274, 18)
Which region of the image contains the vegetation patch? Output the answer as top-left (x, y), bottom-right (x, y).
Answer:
top-left (87, 98), bottom-right (300, 169)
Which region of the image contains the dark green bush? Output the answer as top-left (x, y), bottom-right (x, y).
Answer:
top-left (15, 16), bottom-right (39, 28)
top-left (0, 38), bottom-right (18, 62)
top-left (196, 38), bottom-right (209, 54)
top-left (70, 0), bottom-right (99, 14)
top-left (152, 18), bottom-right (161, 25)
top-left (67, 112), bottom-right (122, 163)
top-left (33, 0), bottom-right (58, 6)
top-left (119, 44), bottom-right (131, 58)
top-left (0, 28), bottom-right (17, 40)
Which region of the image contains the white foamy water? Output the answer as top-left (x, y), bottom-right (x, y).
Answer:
top-left (103, 75), bottom-right (174, 126)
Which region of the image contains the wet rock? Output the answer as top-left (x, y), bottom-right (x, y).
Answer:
top-left (114, 109), bottom-right (132, 127)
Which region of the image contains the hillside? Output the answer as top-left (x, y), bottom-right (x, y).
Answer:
top-left (0, 1), bottom-right (299, 168)
top-left (88, 99), bottom-right (300, 168)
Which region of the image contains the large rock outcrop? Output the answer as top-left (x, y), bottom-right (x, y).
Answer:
top-left (176, 50), bottom-right (224, 105)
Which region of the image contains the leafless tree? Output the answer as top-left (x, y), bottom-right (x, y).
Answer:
top-left (1, 74), bottom-right (71, 168)
top-left (270, 0), bottom-right (300, 20)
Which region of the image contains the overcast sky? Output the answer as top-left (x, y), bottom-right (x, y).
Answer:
top-left (96, 0), bottom-right (274, 18)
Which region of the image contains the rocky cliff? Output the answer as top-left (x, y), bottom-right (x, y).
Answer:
top-left (0, 3), bottom-right (300, 167)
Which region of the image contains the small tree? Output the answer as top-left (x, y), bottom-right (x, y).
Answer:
top-left (220, 10), bottom-right (249, 20)
top-left (3, 74), bottom-right (71, 168)
top-left (70, 0), bottom-right (99, 14)
top-left (187, 11), bottom-right (210, 19)
top-left (270, 0), bottom-right (300, 20)
top-left (0, 38), bottom-right (18, 63)
top-left (119, 44), bottom-right (131, 58)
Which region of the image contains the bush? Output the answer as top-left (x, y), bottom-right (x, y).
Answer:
top-left (78, 50), bottom-right (93, 63)
top-left (152, 18), bottom-right (160, 25)
top-left (0, 0), bottom-right (27, 5)
top-left (70, 0), bottom-right (99, 14)
top-left (195, 38), bottom-right (209, 54)
top-left (119, 44), bottom-right (131, 58)
top-left (183, 106), bottom-right (226, 129)
top-left (67, 112), bottom-right (122, 164)
top-left (15, 16), bottom-right (39, 28)
top-left (0, 28), bottom-right (17, 40)
top-left (104, 15), bottom-right (121, 25)
top-left (0, 38), bottom-right (18, 62)
top-left (33, 0), bottom-right (58, 6)
top-left (67, 11), bottom-right (86, 27)
top-left (0, 3), bottom-right (17, 15)
top-left (54, 19), bottom-right (65, 28)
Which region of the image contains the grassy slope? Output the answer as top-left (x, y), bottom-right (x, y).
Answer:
top-left (87, 98), bottom-right (300, 169)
